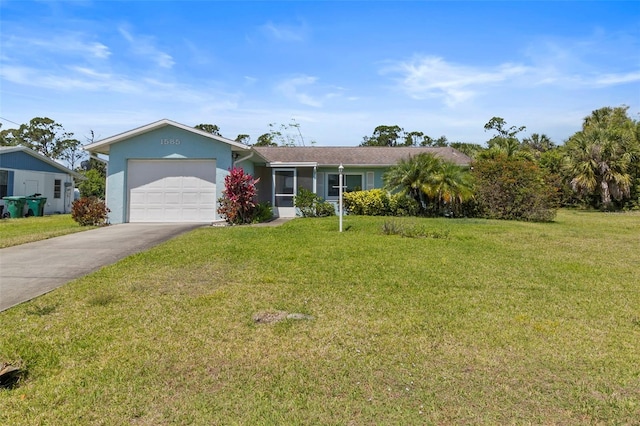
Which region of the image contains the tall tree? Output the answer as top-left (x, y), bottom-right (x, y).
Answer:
top-left (564, 106), bottom-right (638, 209)
top-left (484, 117), bottom-right (526, 139)
top-left (433, 136), bottom-right (449, 147)
top-left (235, 134), bottom-right (251, 145)
top-left (259, 121), bottom-right (308, 146)
top-left (522, 133), bottom-right (555, 153)
top-left (195, 124), bottom-right (221, 136)
top-left (254, 133), bottom-right (277, 147)
top-left (420, 135), bottom-right (449, 147)
top-left (404, 131), bottom-right (424, 146)
top-left (77, 130), bottom-right (107, 198)
top-left (0, 117), bottom-right (80, 165)
top-left (449, 142), bottom-right (484, 159)
top-left (361, 125), bottom-right (405, 147)
top-left (481, 117), bottom-right (530, 159)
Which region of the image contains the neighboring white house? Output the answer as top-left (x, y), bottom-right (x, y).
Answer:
top-left (84, 119), bottom-right (473, 224)
top-left (0, 146), bottom-right (83, 216)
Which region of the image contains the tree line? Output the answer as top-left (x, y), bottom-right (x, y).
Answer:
top-left (374, 106), bottom-right (639, 217)
top-left (2, 105), bottom-right (638, 213)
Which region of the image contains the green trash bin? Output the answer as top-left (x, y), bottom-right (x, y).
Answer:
top-left (2, 196), bottom-right (27, 218)
top-left (25, 195), bottom-right (47, 217)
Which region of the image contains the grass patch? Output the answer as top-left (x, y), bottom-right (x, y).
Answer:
top-left (381, 218), bottom-right (450, 238)
top-left (0, 214), bottom-right (94, 248)
top-left (0, 210), bottom-right (639, 424)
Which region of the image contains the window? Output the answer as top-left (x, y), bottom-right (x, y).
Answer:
top-left (54, 179), bottom-right (61, 199)
top-left (0, 170), bottom-right (8, 198)
top-left (327, 174), bottom-right (362, 197)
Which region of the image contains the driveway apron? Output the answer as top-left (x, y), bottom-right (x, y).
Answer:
top-left (0, 223), bottom-right (206, 312)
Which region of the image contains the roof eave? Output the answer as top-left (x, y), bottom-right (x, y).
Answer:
top-left (84, 119), bottom-right (251, 154)
top-left (0, 145), bottom-right (84, 179)
top-left (266, 161), bottom-right (319, 167)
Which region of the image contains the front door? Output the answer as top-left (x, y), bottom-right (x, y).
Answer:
top-left (273, 169), bottom-right (296, 217)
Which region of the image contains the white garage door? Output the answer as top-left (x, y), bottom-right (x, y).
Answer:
top-left (127, 159), bottom-right (216, 222)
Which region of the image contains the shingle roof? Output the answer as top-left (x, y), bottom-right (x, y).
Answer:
top-left (252, 146), bottom-right (472, 167)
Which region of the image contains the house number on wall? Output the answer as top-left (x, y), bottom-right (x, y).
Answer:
top-left (160, 138), bottom-right (181, 145)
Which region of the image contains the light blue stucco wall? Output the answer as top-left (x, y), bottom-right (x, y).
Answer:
top-left (106, 126), bottom-right (237, 223)
top-left (235, 157), bottom-right (255, 176)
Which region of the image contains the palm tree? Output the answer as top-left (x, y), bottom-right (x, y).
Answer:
top-left (383, 153), bottom-right (440, 214)
top-left (424, 161), bottom-right (474, 216)
top-left (564, 126), bottom-right (633, 208)
top-left (479, 136), bottom-right (534, 161)
top-left (523, 133), bottom-right (555, 155)
top-left (384, 154), bottom-right (474, 216)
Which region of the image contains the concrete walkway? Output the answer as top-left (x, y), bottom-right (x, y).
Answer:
top-left (0, 223), bottom-right (206, 312)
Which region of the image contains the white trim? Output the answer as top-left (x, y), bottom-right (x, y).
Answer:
top-left (312, 166), bottom-right (317, 194)
top-left (366, 171), bottom-right (375, 190)
top-left (266, 161), bottom-right (318, 168)
top-left (272, 168), bottom-right (297, 217)
top-left (84, 119), bottom-right (251, 154)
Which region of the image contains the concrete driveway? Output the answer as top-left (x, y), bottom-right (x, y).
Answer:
top-left (0, 223), bottom-right (207, 312)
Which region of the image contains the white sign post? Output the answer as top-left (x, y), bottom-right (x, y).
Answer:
top-left (338, 163), bottom-right (344, 232)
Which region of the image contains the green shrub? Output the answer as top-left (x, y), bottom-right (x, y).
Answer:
top-left (344, 189), bottom-right (419, 217)
top-left (71, 197), bottom-right (109, 226)
top-left (77, 168), bottom-right (106, 198)
top-left (343, 189), bottom-right (389, 215)
top-left (294, 187), bottom-right (335, 217)
top-left (252, 202), bottom-right (273, 223)
top-left (472, 155), bottom-right (557, 222)
top-left (315, 200), bottom-right (336, 217)
top-left (388, 192), bottom-right (420, 216)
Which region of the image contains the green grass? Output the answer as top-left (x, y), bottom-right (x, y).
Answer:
top-left (1, 210), bottom-right (639, 424)
top-left (0, 214), bottom-right (94, 248)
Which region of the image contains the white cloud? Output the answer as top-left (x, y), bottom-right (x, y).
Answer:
top-left (1, 63), bottom-right (142, 93)
top-left (274, 76), bottom-right (351, 108)
top-left (593, 71), bottom-right (640, 86)
top-left (275, 75), bottom-right (323, 107)
top-left (522, 32), bottom-right (640, 89)
top-left (383, 56), bottom-right (531, 106)
top-left (118, 26), bottom-right (175, 69)
top-left (261, 21), bottom-right (307, 42)
top-left (2, 33), bottom-right (111, 60)
top-left (0, 62), bottom-right (231, 105)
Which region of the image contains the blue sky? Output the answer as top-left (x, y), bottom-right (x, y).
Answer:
top-left (1, 1), bottom-right (638, 147)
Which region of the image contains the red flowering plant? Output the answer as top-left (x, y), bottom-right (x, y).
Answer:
top-left (217, 167), bottom-right (260, 225)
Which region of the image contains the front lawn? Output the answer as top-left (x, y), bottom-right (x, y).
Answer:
top-left (0, 214), bottom-right (93, 248)
top-left (1, 210), bottom-right (638, 424)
